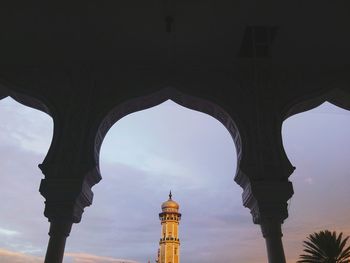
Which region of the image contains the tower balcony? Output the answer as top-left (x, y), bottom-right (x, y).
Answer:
top-left (159, 212), bottom-right (182, 221)
top-left (159, 237), bottom-right (181, 244)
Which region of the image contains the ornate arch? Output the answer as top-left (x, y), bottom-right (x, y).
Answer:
top-left (0, 77), bottom-right (60, 170)
top-left (279, 83), bottom-right (350, 192)
top-left (93, 87), bottom-right (245, 187)
top-left (283, 76), bottom-right (350, 121)
top-left (0, 78), bottom-right (54, 116)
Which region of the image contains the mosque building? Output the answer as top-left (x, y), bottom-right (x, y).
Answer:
top-left (155, 192), bottom-right (181, 263)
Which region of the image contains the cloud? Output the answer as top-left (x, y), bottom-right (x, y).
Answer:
top-left (0, 98), bottom-right (53, 155)
top-left (65, 253), bottom-right (140, 263)
top-left (0, 228), bottom-right (20, 237)
top-left (0, 248), bottom-right (141, 263)
top-left (0, 248), bottom-right (42, 263)
top-left (0, 143), bottom-right (49, 254)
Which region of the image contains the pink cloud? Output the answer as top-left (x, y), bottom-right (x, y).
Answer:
top-left (0, 249), bottom-right (141, 263)
top-left (0, 248), bottom-right (42, 263)
top-left (65, 252), bottom-right (140, 263)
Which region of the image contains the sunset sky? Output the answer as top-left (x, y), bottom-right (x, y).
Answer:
top-left (0, 98), bottom-right (349, 263)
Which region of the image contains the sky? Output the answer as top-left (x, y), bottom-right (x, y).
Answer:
top-left (0, 98), bottom-right (349, 263)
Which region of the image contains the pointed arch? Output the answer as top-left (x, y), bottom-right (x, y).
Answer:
top-left (0, 93), bottom-right (54, 260)
top-left (0, 77), bottom-right (59, 170)
top-left (283, 86), bottom-right (350, 121)
top-left (281, 101), bottom-right (350, 261)
top-left (0, 79), bottom-right (54, 117)
top-left (94, 87), bottom-right (244, 184)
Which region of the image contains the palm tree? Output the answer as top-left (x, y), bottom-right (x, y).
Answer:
top-left (297, 230), bottom-right (350, 263)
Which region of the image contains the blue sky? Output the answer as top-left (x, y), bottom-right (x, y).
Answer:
top-left (0, 98), bottom-right (349, 262)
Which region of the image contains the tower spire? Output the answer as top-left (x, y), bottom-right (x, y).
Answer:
top-left (169, 190), bottom-right (172, 200)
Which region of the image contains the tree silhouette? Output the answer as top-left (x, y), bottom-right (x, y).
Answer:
top-left (297, 230), bottom-right (350, 263)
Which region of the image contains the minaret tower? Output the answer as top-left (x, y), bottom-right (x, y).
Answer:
top-left (157, 191), bottom-right (181, 263)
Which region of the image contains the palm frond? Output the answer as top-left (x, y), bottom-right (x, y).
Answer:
top-left (297, 230), bottom-right (350, 263)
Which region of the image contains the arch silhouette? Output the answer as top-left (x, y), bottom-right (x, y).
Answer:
top-left (281, 87), bottom-right (350, 172)
top-left (283, 87), bottom-right (350, 121)
top-left (281, 101), bottom-right (350, 261)
top-left (94, 87), bottom-right (245, 186)
top-left (0, 96), bottom-right (54, 260)
top-left (0, 78), bottom-right (57, 172)
top-left (0, 79), bottom-right (54, 116)
top-left (89, 97), bottom-right (252, 263)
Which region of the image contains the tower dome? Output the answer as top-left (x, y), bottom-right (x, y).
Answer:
top-left (161, 191), bottom-right (179, 212)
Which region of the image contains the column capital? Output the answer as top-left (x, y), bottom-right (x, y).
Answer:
top-left (242, 180), bottom-right (293, 224)
top-left (39, 176), bottom-right (94, 223)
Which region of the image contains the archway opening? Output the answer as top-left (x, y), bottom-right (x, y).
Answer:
top-left (0, 97), bottom-right (53, 262)
top-left (282, 101), bottom-right (350, 262)
top-left (67, 100), bottom-right (265, 262)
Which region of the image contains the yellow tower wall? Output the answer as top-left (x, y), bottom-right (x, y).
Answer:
top-left (157, 194), bottom-right (181, 263)
top-left (158, 214), bottom-right (181, 263)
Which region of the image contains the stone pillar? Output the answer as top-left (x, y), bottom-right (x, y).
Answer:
top-left (44, 221), bottom-right (72, 263)
top-left (260, 218), bottom-right (286, 263)
top-left (36, 72), bottom-right (101, 263)
top-left (39, 174), bottom-right (98, 263)
top-left (241, 180), bottom-right (293, 263)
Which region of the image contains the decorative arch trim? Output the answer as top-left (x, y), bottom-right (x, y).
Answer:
top-left (94, 87), bottom-right (244, 184)
top-left (0, 78), bottom-right (54, 116)
top-left (283, 86), bottom-right (350, 121)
